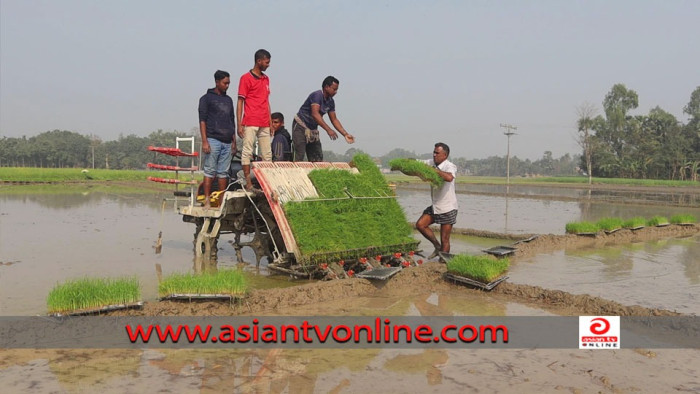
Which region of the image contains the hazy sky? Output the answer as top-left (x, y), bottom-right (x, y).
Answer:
top-left (1, 1), bottom-right (698, 160)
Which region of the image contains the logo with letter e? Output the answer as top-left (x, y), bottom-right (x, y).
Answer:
top-left (579, 316), bottom-right (620, 349)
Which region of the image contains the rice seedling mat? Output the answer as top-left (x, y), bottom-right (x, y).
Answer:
top-left (482, 246), bottom-right (516, 257)
top-left (444, 273), bottom-right (509, 291)
top-left (629, 226), bottom-right (645, 231)
top-left (355, 267), bottom-right (403, 280)
top-left (575, 232), bottom-right (598, 237)
top-left (604, 228), bottom-right (621, 235)
top-left (655, 223), bottom-right (670, 227)
top-left (676, 223), bottom-right (695, 227)
top-left (49, 302), bottom-right (144, 317)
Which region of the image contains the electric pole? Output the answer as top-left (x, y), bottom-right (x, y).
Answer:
top-left (500, 123), bottom-right (517, 185)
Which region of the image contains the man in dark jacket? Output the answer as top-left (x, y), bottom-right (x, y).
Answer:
top-left (198, 70), bottom-right (235, 208)
top-left (271, 112), bottom-right (292, 161)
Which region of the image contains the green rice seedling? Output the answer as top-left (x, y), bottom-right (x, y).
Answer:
top-left (596, 217), bottom-right (624, 232)
top-left (446, 254), bottom-right (510, 283)
top-left (670, 214), bottom-right (697, 224)
top-left (46, 277), bottom-right (140, 314)
top-left (388, 158), bottom-right (444, 187)
top-left (622, 217), bottom-right (646, 229)
top-left (158, 269), bottom-right (247, 297)
top-left (565, 221), bottom-right (600, 234)
top-left (646, 216), bottom-right (669, 226)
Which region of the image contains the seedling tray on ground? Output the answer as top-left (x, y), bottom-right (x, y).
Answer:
top-left (444, 272), bottom-right (508, 291)
top-left (574, 232), bottom-right (597, 237)
top-left (655, 223), bottom-right (670, 227)
top-left (159, 293), bottom-right (243, 301)
top-left (676, 223), bottom-right (695, 227)
top-left (49, 301), bottom-right (144, 317)
top-left (604, 228), bottom-right (621, 234)
top-left (482, 246), bottom-right (516, 257)
top-left (355, 267), bottom-right (403, 280)
top-left (629, 226), bottom-right (645, 231)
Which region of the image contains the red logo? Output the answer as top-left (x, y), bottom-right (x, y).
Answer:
top-left (589, 318), bottom-right (610, 335)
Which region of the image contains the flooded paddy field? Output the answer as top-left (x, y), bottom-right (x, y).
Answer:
top-left (1, 183), bottom-right (699, 316)
top-left (397, 187), bottom-right (700, 235)
top-left (2, 182), bottom-right (699, 393)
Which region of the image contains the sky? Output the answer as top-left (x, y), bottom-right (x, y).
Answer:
top-left (1, 0), bottom-right (698, 160)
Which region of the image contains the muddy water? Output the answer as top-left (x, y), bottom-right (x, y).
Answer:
top-left (510, 236), bottom-right (700, 315)
top-left (397, 187), bottom-right (700, 235)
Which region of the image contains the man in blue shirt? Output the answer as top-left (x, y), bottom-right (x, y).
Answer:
top-left (198, 70), bottom-right (235, 208)
top-left (271, 112), bottom-right (292, 161)
top-left (292, 76), bottom-right (355, 162)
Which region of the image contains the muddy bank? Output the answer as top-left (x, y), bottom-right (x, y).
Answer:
top-left (111, 260), bottom-right (684, 318)
top-left (106, 224), bottom-right (700, 318)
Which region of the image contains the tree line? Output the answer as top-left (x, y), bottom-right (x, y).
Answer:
top-left (0, 127), bottom-right (580, 177)
top-left (576, 84), bottom-right (700, 182)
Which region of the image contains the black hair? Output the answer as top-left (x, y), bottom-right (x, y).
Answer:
top-left (322, 76), bottom-right (339, 88)
top-left (214, 70), bottom-right (229, 81)
top-left (435, 142), bottom-right (450, 156)
top-left (271, 112), bottom-right (284, 122)
top-left (255, 49), bottom-right (271, 61)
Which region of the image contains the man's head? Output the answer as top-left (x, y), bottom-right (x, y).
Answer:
top-left (271, 112), bottom-right (284, 133)
top-left (255, 49), bottom-right (271, 72)
top-left (214, 70), bottom-right (231, 94)
top-left (433, 142), bottom-right (450, 165)
top-left (322, 76), bottom-right (339, 98)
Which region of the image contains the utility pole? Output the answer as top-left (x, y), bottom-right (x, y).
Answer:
top-left (500, 123), bottom-right (517, 185)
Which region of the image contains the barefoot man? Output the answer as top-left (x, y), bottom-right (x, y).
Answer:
top-left (415, 142), bottom-right (458, 259)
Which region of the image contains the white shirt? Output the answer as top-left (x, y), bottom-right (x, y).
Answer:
top-left (423, 159), bottom-right (458, 214)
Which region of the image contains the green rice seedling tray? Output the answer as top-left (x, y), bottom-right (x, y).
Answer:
top-left (482, 246), bottom-right (516, 257)
top-left (676, 223), bottom-right (695, 227)
top-left (629, 226), bottom-right (645, 231)
top-left (655, 223), bottom-right (670, 227)
top-left (575, 232), bottom-right (598, 237)
top-left (604, 228), bottom-right (621, 234)
top-left (49, 302), bottom-right (144, 317)
top-left (444, 272), bottom-right (508, 291)
top-left (355, 267), bottom-right (403, 281)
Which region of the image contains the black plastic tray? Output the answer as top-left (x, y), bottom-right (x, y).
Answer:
top-left (574, 232), bottom-right (597, 237)
top-left (512, 235), bottom-right (539, 245)
top-left (483, 246), bottom-right (516, 257)
top-left (49, 302), bottom-right (143, 317)
top-left (355, 267), bottom-right (403, 280)
top-left (159, 293), bottom-right (242, 301)
top-left (444, 273), bottom-right (508, 291)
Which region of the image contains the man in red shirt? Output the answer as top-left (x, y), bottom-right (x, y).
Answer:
top-left (237, 49), bottom-right (272, 189)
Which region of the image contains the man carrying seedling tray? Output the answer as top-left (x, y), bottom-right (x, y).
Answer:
top-left (415, 142), bottom-right (458, 260)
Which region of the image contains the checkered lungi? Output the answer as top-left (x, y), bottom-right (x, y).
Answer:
top-left (423, 206), bottom-right (458, 225)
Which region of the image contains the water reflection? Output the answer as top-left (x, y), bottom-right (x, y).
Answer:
top-left (511, 236), bottom-right (700, 314)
